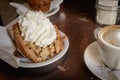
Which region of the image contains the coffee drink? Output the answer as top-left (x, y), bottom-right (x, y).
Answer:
top-left (94, 25), bottom-right (120, 69)
top-left (103, 28), bottom-right (120, 47)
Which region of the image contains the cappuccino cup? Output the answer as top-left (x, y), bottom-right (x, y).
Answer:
top-left (94, 25), bottom-right (120, 69)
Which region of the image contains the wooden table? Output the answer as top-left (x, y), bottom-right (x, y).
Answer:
top-left (0, 0), bottom-right (101, 80)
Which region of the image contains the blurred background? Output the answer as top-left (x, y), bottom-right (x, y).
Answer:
top-left (0, 0), bottom-right (96, 25)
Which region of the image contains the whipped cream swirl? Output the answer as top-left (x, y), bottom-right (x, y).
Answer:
top-left (18, 11), bottom-right (56, 47)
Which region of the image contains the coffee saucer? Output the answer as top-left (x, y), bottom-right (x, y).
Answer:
top-left (84, 41), bottom-right (120, 80)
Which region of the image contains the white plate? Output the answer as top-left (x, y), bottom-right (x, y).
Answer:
top-left (24, 0), bottom-right (63, 17)
top-left (45, 0), bottom-right (63, 17)
top-left (10, 0), bottom-right (63, 17)
top-left (20, 30), bottom-right (69, 68)
top-left (45, 6), bottom-right (60, 17)
top-left (84, 41), bottom-right (120, 80)
top-left (5, 17), bottom-right (69, 68)
top-left (24, 3), bottom-right (60, 17)
top-left (49, 0), bottom-right (63, 11)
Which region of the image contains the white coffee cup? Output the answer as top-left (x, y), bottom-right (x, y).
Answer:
top-left (94, 25), bottom-right (120, 69)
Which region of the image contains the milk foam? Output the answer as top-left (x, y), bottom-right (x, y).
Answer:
top-left (103, 29), bottom-right (120, 47)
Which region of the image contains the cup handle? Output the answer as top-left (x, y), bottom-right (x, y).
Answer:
top-left (94, 27), bottom-right (102, 39)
